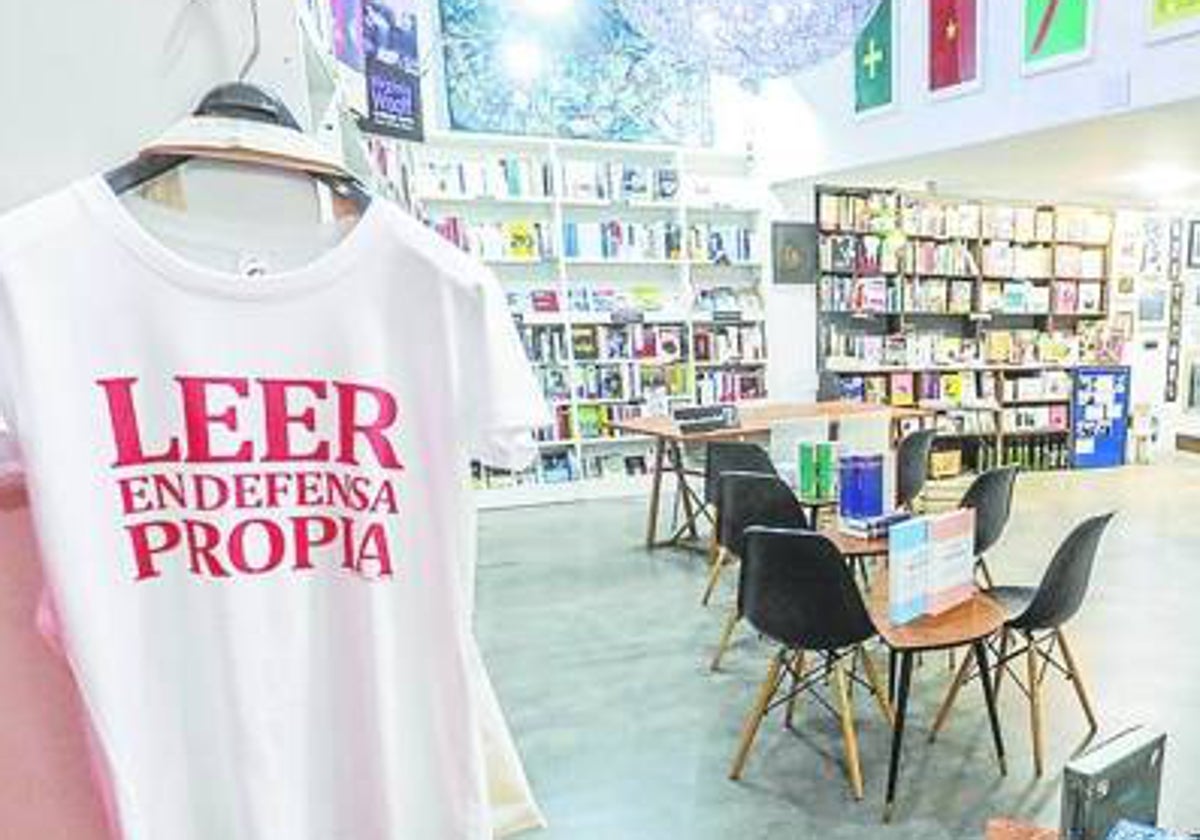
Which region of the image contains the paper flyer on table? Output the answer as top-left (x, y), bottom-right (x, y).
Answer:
top-left (926, 508), bottom-right (977, 615)
top-left (888, 517), bottom-right (929, 625)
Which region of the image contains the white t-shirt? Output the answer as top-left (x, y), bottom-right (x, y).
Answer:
top-left (0, 175), bottom-right (547, 840)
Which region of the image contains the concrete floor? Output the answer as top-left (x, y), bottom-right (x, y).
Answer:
top-left (476, 456), bottom-right (1200, 839)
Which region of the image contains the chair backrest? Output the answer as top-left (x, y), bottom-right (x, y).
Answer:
top-left (960, 466), bottom-right (1019, 557)
top-left (703, 441), bottom-right (777, 506)
top-left (740, 527), bottom-right (876, 651)
top-left (1009, 512), bottom-right (1116, 632)
top-left (717, 471), bottom-right (809, 560)
top-left (896, 428), bottom-right (937, 510)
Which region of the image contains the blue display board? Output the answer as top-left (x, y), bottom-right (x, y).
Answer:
top-left (1071, 366), bottom-right (1131, 469)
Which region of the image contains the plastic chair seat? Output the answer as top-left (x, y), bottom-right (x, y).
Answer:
top-left (987, 585), bottom-right (1037, 623)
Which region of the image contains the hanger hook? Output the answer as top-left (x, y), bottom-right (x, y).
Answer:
top-left (237, 0), bottom-right (261, 82)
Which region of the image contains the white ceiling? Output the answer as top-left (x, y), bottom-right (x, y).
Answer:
top-left (803, 96), bottom-right (1200, 211)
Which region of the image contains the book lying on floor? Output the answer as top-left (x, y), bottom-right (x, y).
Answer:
top-left (1061, 727), bottom-right (1167, 840)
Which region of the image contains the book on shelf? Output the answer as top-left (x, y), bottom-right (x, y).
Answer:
top-left (519, 324), bottom-right (569, 364)
top-left (569, 285), bottom-right (683, 318)
top-left (687, 223), bottom-right (756, 264)
top-left (890, 372), bottom-right (915, 406)
top-left (1078, 283), bottom-right (1103, 314)
top-left (563, 220), bottom-right (683, 261)
top-left (694, 285), bottom-right (763, 319)
top-left (540, 451), bottom-right (576, 483)
top-left (693, 324), bottom-right (767, 363)
top-left (899, 197), bottom-right (981, 239)
top-left (529, 289), bottom-right (560, 313)
top-left (1055, 207), bottom-right (1112, 245)
top-left (1052, 281), bottom-right (1079, 314)
top-left (415, 156), bottom-right (553, 200)
top-left (696, 368), bottom-right (767, 404)
top-left (818, 190), bottom-right (896, 233)
top-left (982, 241), bottom-right (1053, 278)
top-left (906, 240), bottom-right (978, 276)
top-left (431, 216), bottom-right (554, 260)
top-left (571, 325), bottom-right (600, 360)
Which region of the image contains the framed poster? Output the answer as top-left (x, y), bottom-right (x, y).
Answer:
top-left (1022, 0), bottom-right (1094, 75)
top-left (1187, 220), bottom-right (1200, 268)
top-left (771, 223), bottom-right (818, 285)
top-left (331, 0), bottom-right (368, 113)
top-left (1147, 0), bottom-right (1200, 43)
top-left (1139, 285), bottom-right (1169, 327)
top-left (439, 0), bottom-right (712, 144)
top-left (360, 0), bottom-right (424, 140)
top-left (928, 0), bottom-right (984, 98)
top-left (855, 0), bottom-right (898, 116)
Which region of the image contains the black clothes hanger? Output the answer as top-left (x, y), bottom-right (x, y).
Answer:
top-left (104, 0), bottom-right (370, 209)
top-left (103, 82), bottom-right (372, 211)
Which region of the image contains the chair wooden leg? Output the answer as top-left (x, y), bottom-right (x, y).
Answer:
top-left (1027, 633), bottom-right (1045, 777)
top-left (832, 656), bottom-right (865, 800)
top-left (784, 651), bottom-right (806, 730)
top-left (858, 646), bottom-right (895, 728)
top-left (729, 651), bottom-right (786, 780)
top-left (929, 647), bottom-right (973, 742)
top-left (700, 545), bottom-right (726, 606)
top-left (1055, 629), bottom-right (1098, 735)
top-left (710, 605), bottom-right (740, 672)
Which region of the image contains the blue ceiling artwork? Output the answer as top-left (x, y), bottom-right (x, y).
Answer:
top-left (438, 0), bottom-right (713, 145)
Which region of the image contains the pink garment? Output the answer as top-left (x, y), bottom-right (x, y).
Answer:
top-left (0, 474), bottom-right (113, 839)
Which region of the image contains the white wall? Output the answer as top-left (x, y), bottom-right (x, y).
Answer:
top-left (714, 1), bottom-right (1200, 193)
top-left (0, 0), bottom-right (308, 213)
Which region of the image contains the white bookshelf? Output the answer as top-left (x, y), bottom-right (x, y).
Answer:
top-left (385, 133), bottom-right (771, 508)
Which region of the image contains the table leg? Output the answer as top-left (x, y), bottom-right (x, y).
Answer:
top-left (645, 438), bottom-right (667, 549)
top-left (670, 442), bottom-right (700, 540)
top-left (887, 649), bottom-right (897, 703)
top-left (883, 652), bottom-right (913, 823)
top-left (973, 640), bottom-right (1008, 776)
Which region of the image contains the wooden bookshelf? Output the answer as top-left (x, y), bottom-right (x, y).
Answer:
top-left (403, 136), bottom-right (771, 506)
top-left (815, 186), bottom-right (1117, 475)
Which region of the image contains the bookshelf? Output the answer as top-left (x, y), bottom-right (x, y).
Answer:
top-left (408, 133), bottom-right (770, 508)
top-left (816, 186), bottom-right (1120, 476)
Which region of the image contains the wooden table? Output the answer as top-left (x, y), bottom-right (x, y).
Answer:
top-left (868, 576), bottom-right (1008, 822)
top-left (611, 401), bottom-right (929, 551)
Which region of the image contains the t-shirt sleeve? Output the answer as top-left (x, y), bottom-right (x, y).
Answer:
top-left (462, 268), bottom-right (550, 471)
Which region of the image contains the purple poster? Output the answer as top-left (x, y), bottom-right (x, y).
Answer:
top-left (360, 0), bottom-right (424, 140)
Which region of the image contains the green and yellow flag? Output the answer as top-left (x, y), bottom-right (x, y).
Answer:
top-left (855, 0), bottom-right (894, 113)
top-left (1151, 0), bottom-right (1200, 30)
top-left (1024, 0), bottom-right (1091, 67)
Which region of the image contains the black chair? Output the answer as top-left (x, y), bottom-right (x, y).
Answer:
top-left (959, 466), bottom-right (1019, 587)
top-left (728, 527), bottom-right (893, 801)
top-left (708, 472), bottom-right (809, 668)
top-left (700, 442), bottom-right (779, 605)
top-left (930, 512), bottom-right (1115, 776)
top-left (895, 428), bottom-right (937, 511)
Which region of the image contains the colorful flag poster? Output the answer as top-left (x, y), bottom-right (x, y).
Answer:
top-left (1147, 0), bottom-right (1200, 42)
top-left (855, 0), bottom-right (895, 114)
top-left (1023, 0), bottom-right (1093, 73)
top-left (929, 0), bottom-right (980, 95)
